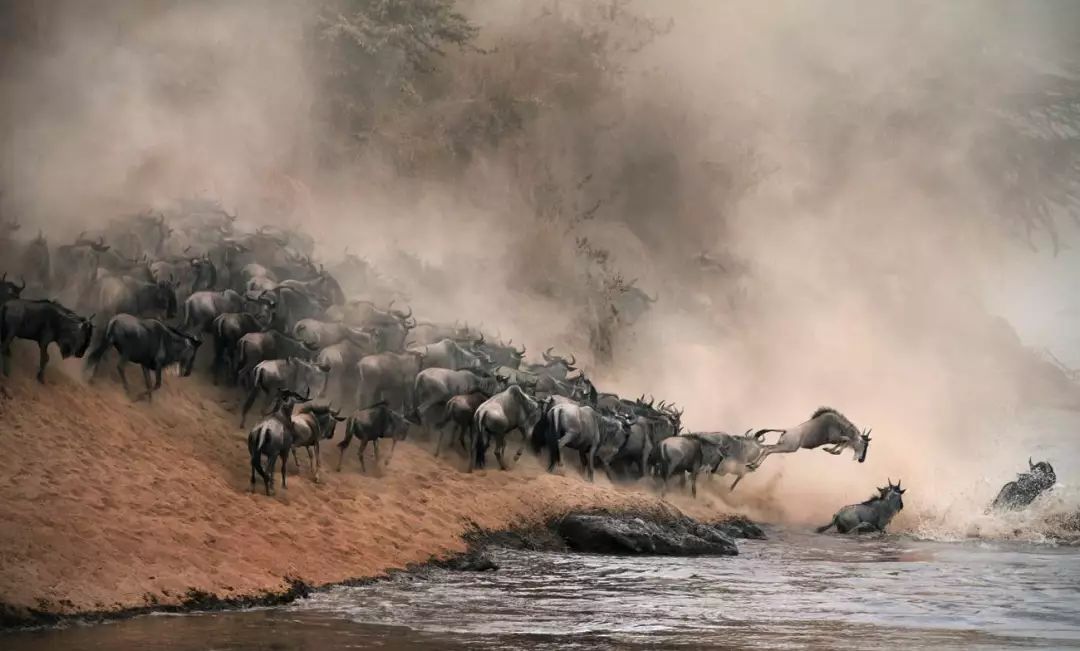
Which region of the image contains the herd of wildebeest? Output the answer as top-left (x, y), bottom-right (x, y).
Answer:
top-left (0, 201), bottom-right (1060, 534)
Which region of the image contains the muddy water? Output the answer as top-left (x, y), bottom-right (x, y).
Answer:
top-left (6, 528), bottom-right (1079, 650)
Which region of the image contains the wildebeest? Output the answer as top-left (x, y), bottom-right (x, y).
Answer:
top-left (413, 367), bottom-right (502, 429)
top-left (698, 430), bottom-right (768, 491)
top-left (248, 388), bottom-right (311, 495)
top-left (94, 274), bottom-right (179, 322)
top-left (412, 338), bottom-right (490, 371)
top-left (817, 480), bottom-right (906, 534)
top-left (293, 318), bottom-right (377, 349)
top-left (315, 335), bottom-right (380, 405)
top-left (355, 351), bottom-right (422, 411)
top-left (287, 401), bottom-right (346, 483)
top-left (522, 347), bottom-right (577, 380)
top-left (235, 329), bottom-right (317, 387)
top-left (546, 401), bottom-right (630, 481)
top-left (181, 288), bottom-right (246, 334)
top-left (210, 311), bottom-right (268, 384)
top-left (656, 434), bottom-right (724, 498)
top-left (0, 299), bottom-right (94, 382)
top-left (475, 338), bottom-right (526, 369)
top-left (749, 407), bottom-right (871, 468)
top-left (988, 458), bottom-right (1057, 512)
top-left (433, 391), bottom-right (491, 458)
top-left (337, 401), bottom-right (414, 472)
top-left (240, 357), bottom-right (331, 427)
top-left (472, 385), bottom-right (543, 471)
top-left (85, 313), bottom-right (202, 401)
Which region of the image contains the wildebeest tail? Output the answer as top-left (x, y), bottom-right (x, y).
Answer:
top-left (815, 517), bottom-right (837, 534)
top-left (473, 411), bottom-right (489, 469)
top-left (249, 426), bottom-right (268, 481)
top-left (338, 416), bottom-right (356, 450)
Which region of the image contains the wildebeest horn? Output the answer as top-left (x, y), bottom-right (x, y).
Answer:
top-left (86, 313), bottom-right (96, 322)
top-left (567, 353), bottom-right (576, 366)
top-left (543, 347), bottom-right (554, 362)
top-left (658, 400), bottom-right (667, 411)
top-left (475, 333), bottom-right (484, 345)
top-left (15, 275), bottom-right (25, 291)
top-left (515, 343), bottom-right (526, 356)
top-left (1029, 457), bottom-right (1034, 470)
top-left (1, 272), bottom-right (6, 283)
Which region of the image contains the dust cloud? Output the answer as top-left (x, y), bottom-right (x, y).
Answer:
top-left (1, 0), bottom-right (1078, 535)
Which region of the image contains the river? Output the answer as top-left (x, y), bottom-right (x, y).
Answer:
top-left (6, 526), bottom-right (1079, 650)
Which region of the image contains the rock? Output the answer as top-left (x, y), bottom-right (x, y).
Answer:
top-left (436, 550), bottom-right (499, 572)
top-left (712, 516), bottom-right (767, 540)
top-left (556, 513), bottom-right (738, 556)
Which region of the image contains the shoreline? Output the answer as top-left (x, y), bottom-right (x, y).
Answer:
top-left (0, 508), bottom-right (763, 631)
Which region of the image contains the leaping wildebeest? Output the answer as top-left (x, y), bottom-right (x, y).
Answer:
top-left (85, 313), bottom-right (202, 401)
top-left (816, 480), bottom-right (905, 534)
top-left (748, 406), bottom-right (871, 469)
top-left (472, 385), bottom-right (543, 472)
top-left (0, 299), bottom-right (94, 382)
top-left (337, 401), bottom-right (415, 472)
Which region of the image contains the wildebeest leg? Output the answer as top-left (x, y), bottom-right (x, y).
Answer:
top-left (265, 454), bottom-right (278, 496)
top-left (35, 341), bottom-right (50, 383)
top-left (116, 355), bottom-right (132, 395)
top-left (433, 425), bottom-right (447, 458)
top-left (587, 447), bottom-right (596, 483)
top-left (293, 448), bottom-right (303, 471)
top-left (578, 449), bottom-right (589, 478)
top-left (240, 385), bottom-right (259, 428)
top-left (0, 336), bottom-right (12, 377)
top-left (139, 367), bottom-right (154, 402)
top-left (494, 434), bottom-right (509, 470)
top-left (849, 522), bottom-right (880, 535)
top-left (373, 439), bottom-right (381, 469)
top-left (279, 450), bottom-right (288, 491)
top-left (357, 439), bottom-right (370, 473)
top-left (313, 442), bottom-right (321, 483)
top-left (730, 473), bottom-right (746, 491)
top-left (512, 428), bottom-right (527, 463)
top-left (154, 368), bottom-right (163, 390)
top-left (691, 468), bottom-right (698, 498)
top-left (823, 444), bottom-right (843, 455)
top-left (385, 439), bottom-right (398, 467)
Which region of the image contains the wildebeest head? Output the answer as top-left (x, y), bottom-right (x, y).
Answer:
top-left (878, 479), bottom-right (905, 511)
top-left (154, 277), bottom-right (179, 317)
top-left (0, 273), bottom-right (26, 303)
top-left (1028, 458), bottom-right (1056, 488)
top-left (166, 326), bottom-right (202, 376)
top-left (58, 313), bottom-right (95, 359)
top-left (855, 428), bottom-right (872, 463)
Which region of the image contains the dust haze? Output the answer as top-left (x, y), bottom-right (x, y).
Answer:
top-left (2, 0), bottom-right (1078, 535)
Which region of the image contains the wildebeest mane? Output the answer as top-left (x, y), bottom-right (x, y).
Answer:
top-left (811, 406), bottom-right (858, 437)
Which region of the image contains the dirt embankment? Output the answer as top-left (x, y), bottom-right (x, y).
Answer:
top-left (0, 349), bottom-right (731, 622)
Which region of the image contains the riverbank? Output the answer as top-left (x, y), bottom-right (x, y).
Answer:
top-left (0, 354), bottom-right (744, 628)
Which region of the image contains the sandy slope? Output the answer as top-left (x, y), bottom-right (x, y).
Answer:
top-left (0, 347), bottom-right (728, 616)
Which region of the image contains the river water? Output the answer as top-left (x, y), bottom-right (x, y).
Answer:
top-left (6, 526), bottom-right (1080, 650)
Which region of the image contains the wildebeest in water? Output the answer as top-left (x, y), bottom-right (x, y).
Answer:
top-left (988, 458), bottom-right (1056, 512)
top-left (817, 480), bottom-right (906, 534)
